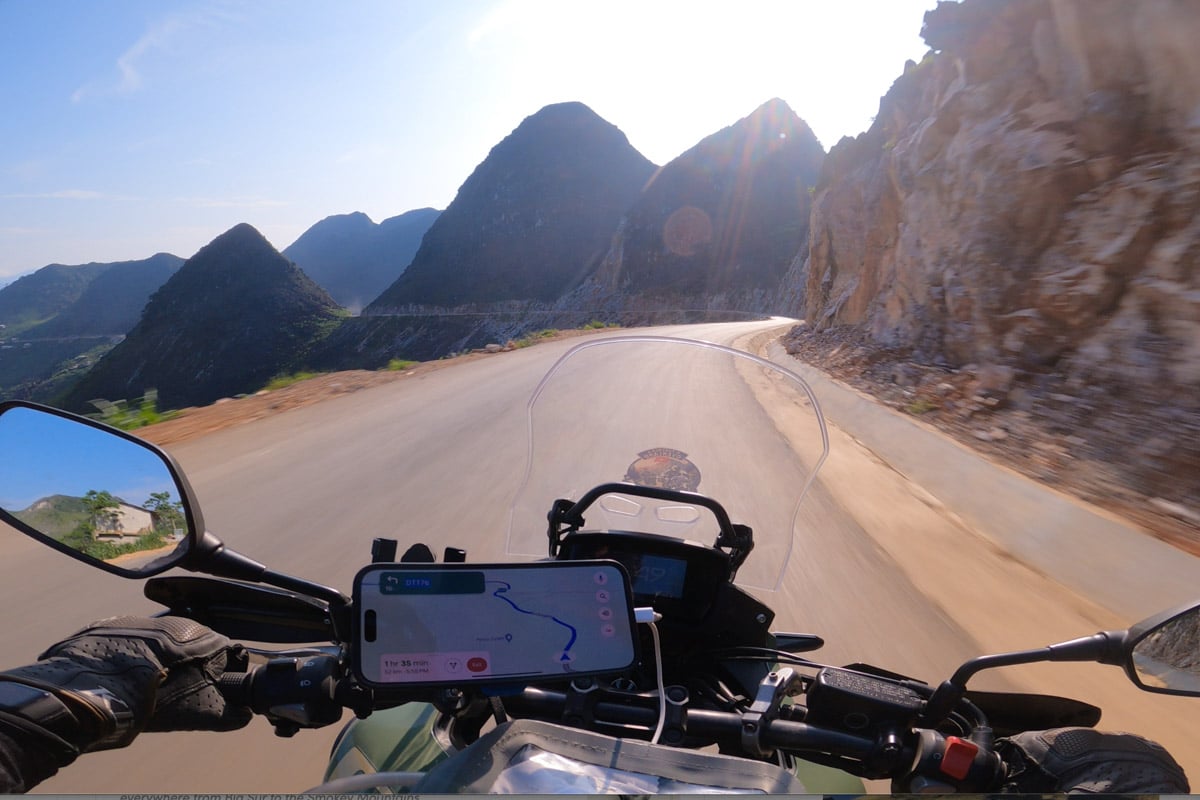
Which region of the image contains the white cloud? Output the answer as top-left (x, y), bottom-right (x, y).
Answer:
top-left (70, 6), bottom-right (236, 103)
top-left (71, 18), bottom-right (179, 103)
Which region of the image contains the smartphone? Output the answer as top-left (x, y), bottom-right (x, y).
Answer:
top-left (352, 560), bottom-right (638, 688)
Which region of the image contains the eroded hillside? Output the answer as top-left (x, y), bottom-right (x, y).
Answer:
top-left (796, 0), bottom-right (1200, 539)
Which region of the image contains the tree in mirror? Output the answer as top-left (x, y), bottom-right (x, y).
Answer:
top-left (0, 404), bottom-right (192, 575)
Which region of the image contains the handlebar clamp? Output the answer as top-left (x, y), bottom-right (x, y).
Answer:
top-left (740, 667), bottom-right (797, 757)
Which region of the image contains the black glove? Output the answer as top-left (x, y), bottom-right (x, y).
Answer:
top-left (1, 616), bottom-right (252, 754)
top-left (998, 727), bottom-right (1190, 794)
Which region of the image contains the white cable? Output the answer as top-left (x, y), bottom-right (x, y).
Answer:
top-left (647, 620), bottom-right (666, 745)
top-left (633, 607), bottom-right (667, 744)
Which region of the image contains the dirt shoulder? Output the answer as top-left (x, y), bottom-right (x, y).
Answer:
top-left (781, 324), bottom-right (1199, 557)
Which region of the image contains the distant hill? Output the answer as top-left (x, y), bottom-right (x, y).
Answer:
top-left (0, 262), bottom-right (112, 334)
top-left (283, 208), bottom-right (440, 312)
top-left (593, 98), bottom-right (825, 300)
top-left (367, 102), bottom-right (656, 310)
top-left (0, 254), bottom-right (184, 402)
top-left (26, 253), bottom-right (183, 338)
top-left (12, 494), bottom-right (88, 541)
top-left (62, 224), bottom-right (343, 411)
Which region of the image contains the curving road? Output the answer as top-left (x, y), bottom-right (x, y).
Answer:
top-left (0, 319), bottom-right (1195, 791)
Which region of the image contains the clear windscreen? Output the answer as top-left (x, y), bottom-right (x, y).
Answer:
top-left (506, 336), bottom-right (828, 591)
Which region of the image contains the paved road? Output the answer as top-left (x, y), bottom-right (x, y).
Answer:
top-left (0, 319), bottom-right (1192, 791)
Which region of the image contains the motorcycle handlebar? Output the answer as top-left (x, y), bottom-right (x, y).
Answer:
top-left (219, 657), bottom-right (1002, 790)
top-left (505, 686), bottom-right (879, 760)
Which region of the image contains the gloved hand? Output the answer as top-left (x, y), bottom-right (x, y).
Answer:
top-left (1, 616), bottom-right (252, 754)
top-left (998, 727), bottom-right (1189, 794)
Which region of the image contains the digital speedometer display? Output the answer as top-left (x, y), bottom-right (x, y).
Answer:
top-left (625, 553), bottom-right (688, 599)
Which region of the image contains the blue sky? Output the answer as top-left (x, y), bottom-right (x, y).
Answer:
top-left (0, 405), bottom-right (182, 510)
top-left (0, 0), bottom-right (939, 280)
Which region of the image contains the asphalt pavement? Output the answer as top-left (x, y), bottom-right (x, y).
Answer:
top-left (0, 319), bottom-right (1195, 792)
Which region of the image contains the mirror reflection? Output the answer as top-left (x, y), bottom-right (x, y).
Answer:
top-left (0, 406), bottom-right (191, 573)
top-left (1131, 606), bottom-right (1200, 695)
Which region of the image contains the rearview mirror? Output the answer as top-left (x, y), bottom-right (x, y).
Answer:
top-left (1127, 603), bottom-right (1200, 696)
top-left (0, 401), bottom-right (198, 577)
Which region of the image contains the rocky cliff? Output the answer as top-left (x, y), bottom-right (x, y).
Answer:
top-left (806, 0), bottom-right (1199, 394)
top-left (799, 0), bottom-right (1200, 524)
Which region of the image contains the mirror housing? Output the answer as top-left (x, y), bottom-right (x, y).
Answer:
top-left (1123, 601), bottom-right (1200, 697)
top-left (0, 400), bottom-right (202, 577)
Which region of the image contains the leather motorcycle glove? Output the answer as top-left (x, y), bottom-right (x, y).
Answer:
top-left (997, 727), bottom-right (1189, 794)
top-left (0, 616), bottom-right (252, 759)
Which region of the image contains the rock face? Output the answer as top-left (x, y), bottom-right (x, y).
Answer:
top-left (803, 0), bottom-right (1200, 408)
top-left (367, 102), bottom-right (656, 310)
top-left (283, 208), bottom-right (439, 313)
top-left (595, 98), bottom-right (825, 308)
top-left (64, 224), bottom-right (342, 411)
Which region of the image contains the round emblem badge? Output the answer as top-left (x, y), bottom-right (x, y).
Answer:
top-left (623, 448), bottom-right (702, 492)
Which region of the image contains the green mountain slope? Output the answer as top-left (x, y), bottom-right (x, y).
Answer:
top-left (62, 224), bottom-right (343, 411)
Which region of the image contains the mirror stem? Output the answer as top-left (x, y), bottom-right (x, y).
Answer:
top-left (192, 530), bottom-right (269, 581)
top-left (259, 568), bottom-right (350, 609)
top-left (923, 632), bottom-right (1125, 725)
top-left (192, 531), bottom-right (349, 609)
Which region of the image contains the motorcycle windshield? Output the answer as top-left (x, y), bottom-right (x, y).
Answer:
top-left (506, 336), bottom-right (828, 591)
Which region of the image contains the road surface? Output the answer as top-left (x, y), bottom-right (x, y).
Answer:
top-left (0, 319), bottom-right (1195, 791)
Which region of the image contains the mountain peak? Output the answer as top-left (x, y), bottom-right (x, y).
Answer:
top-left (756, 96), bottom-right (796, 115)
top-left (63, 227), bottom-right (341, 411)
top-left (208, 222), bottom-right (274, 251)
top-left (284, 208), bottom-right (441, 311)
top-left (597, 100), bottom-right (825, 297)
top-left (367, 104), bottom-right (655, 309)
top-left (525, 100), bottom-right (600, 120)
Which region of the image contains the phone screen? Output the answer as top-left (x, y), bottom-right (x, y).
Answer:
top-left (353, 561), bottom-right (638, 687)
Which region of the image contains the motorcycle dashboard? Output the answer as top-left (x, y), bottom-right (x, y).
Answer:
top-left (352, 561), bottom-right (639, 688)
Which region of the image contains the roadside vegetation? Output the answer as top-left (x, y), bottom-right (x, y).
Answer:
top-left (386, 358), bottom-right (417, 371)
top-left (515, 328), bottom-right (560, 348)
top-left (56, 489), bottom-right (183, 561)
top-left (88, 389), bottom-right (178, 431)
top-left (262, 371), bottom-right (326, 391)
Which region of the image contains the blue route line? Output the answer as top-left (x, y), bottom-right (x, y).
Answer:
top-left (488, 580), bottom-right (578, 656)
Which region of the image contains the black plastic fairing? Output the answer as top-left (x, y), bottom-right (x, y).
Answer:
top-left (145, 575), bottom-right (335, 643)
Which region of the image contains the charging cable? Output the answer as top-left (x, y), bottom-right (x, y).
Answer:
top-left (634, 607), bottom-right (666, 744)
